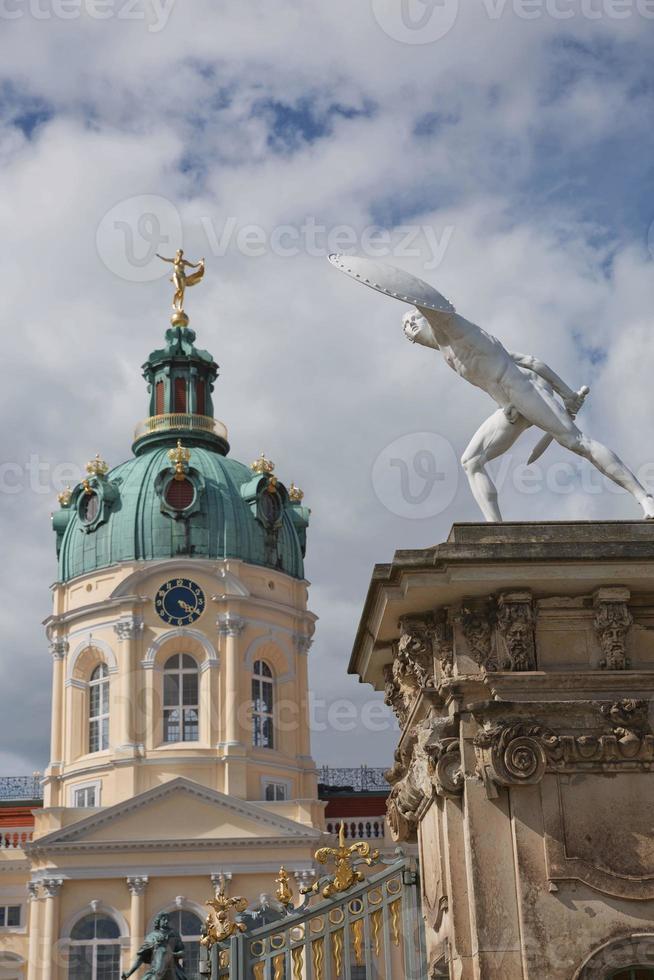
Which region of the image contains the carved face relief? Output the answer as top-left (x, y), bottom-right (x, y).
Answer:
top-left (594, 600), bottom-right (633, 670)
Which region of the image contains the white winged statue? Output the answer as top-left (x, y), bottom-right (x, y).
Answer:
top-left (328, 254), bottom-right (654, 522)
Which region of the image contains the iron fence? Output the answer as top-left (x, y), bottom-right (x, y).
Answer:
top-left (318, 767), bottom-right (389, 792)
top-left (0, 776), bottom-right (43, 800)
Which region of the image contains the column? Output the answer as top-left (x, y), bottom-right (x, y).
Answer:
top-left (217, 615), bottom-right (247, 797)
top-left (294, 633), bottom-right (313, 760)
top-left (27, 882), bottom-right (41, 980)
top-left (113, 616), bottom-right (144, 755)
top-left (48, 640), bottom-right (68, 770)
top-left (218, 615), bottom-right (245, 747)
top-left (41, 878), bottom-right (63, 980)
top-left (126, 876), bottom-right (149, 960)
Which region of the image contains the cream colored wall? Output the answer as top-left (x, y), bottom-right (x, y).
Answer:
top-left (43, 558), bottom-right (319, 812)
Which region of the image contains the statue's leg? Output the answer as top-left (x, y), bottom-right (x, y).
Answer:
top-left (510, 382), bottom-right (654, 518)
top-left (461, 409), bottom-right (531, 521)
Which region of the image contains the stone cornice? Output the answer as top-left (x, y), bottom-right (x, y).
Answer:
top-left (27, 834), bottom-right (323, 857)
top-left (43, 595), bottom-right (149, 635)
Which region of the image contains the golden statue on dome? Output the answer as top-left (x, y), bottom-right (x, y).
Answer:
top-left (157, 249), bottom-right (205, 327)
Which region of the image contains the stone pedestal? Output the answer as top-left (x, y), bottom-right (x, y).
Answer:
top-left (351, 522), bottom-right (654, 979)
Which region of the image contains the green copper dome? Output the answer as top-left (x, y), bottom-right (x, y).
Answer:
top-left (53, 324), bottom-right (310, 582)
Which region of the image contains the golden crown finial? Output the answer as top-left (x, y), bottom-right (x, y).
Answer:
top-left (251, 452), bottom-right (275, 475)
top-left (289, 483), bottom-right (304, 503)
top-left (86, 453), bottom-right (109, 478)
top-left (57, 486), bottom-right (72, 508)
top-left (167, 439), bottom-right (192, 481)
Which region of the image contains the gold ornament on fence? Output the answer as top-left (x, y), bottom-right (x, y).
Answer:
top-left (167, 440), bottom-right (192, 481)
top-left (275, 866), bottom-right (294, 909)
top-left (201, 883), bottom-right (248, 950)
top-left (302, 822), bottom-right (380, 899)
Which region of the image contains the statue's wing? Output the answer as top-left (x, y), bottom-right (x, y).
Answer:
top-left (328, 254), bottom-right (455, 314)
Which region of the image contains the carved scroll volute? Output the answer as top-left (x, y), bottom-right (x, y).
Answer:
top-left (430, 738), bottom-right (463, 798)
top-left (496, 591), bottom-right (536, 671)
top-left (593, 587), bottom-right (633, 671)
top-left (474, 723), bottom-right (554, 787)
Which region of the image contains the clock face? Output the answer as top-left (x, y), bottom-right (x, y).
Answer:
top-left (155, 578), bottom-right (206, 626)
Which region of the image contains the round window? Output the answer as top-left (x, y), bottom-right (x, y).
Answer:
top-left (165, 478), bottom-right (195, 511)
top-left (80, 492), bottom-right (100, 524)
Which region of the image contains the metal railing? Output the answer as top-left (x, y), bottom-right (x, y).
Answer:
top-left (133, 413), bottom-right (229, 443)
top-left (210, 856), bottom-right (426, 979)
top-left (318, 767), bottom-right (389, 792)
top-left (0, 828), bottom-right (33, 850)
top-left (325, 818), bottom-right (387, 842)
top-left (0, 776), bottom-right (43, 801)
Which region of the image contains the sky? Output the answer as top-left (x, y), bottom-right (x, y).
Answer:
top-left (1, 0), bottom-right (654, 774)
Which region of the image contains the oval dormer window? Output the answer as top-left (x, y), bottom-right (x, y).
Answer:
top-left (165, 478), bottom-right (195, 511)
top-left (259, 489), bottom-right (282, 527)
top-left (81, 492), bottom-right (100, 524)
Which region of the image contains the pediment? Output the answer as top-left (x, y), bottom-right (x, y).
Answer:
top-left (30, 778), bottom-right (321, 852)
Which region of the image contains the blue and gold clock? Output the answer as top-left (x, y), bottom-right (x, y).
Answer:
top-left (155, 578), bottom-right (206, 626)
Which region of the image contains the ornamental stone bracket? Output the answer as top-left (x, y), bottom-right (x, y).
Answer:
top-left (473, 698), bottom-right (653, 792)
top-left (383, 611), bottom-right (452, 728)
top-left (385, 713), bottom-right (463, 843)
top-left (593, 587), bottom-right (633, 670)
top-left (495, 591), bottom-right (536, 671)
top-left (459, 602), bottom-right (497, 672)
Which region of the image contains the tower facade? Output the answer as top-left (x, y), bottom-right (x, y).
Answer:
top-left (14, 314), bottom-right (325, 979)
top-left (46, 321), bottom-right (317, 811)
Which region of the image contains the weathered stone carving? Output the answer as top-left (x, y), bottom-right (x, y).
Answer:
top-left (594, 587), bottom-right (633, 670)
top-left (495, 591), bottom-right (536, 671)
top-left (475, 701), bottom-right (654, 788)
top-left (385, 714), bottom-right (463, 841)
top-left (431, 609), bottom-right (454, 679)
top-left (460, 603), bottom-right (496, 671)
top-left (383, 614), bottom-right (440, 726)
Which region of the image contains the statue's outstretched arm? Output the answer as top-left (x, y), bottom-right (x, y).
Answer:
top-left (156, 254), bottom-right (174, 263)
top-left (121, 953), bottom-right (144, 980)
top-left (510, 352), bottom-right (579, 406)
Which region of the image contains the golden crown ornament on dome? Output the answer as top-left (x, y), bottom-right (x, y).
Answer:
top-left (57, 486), bottom-right (72, 508)
top-left (168, 440), bottom-right (192, 481)
top-left (251, 452), bottom-right (275, 476)
top-left (288, 483), bottom-right (304, 503)
top-left (86, 453), bottom-right (109, 478)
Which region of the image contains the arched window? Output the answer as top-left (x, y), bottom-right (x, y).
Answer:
top-left (610, 970), bottom-right (654, 979)
top-left (163, 654), bottom-right (199, 743)
top-left (159, 909), bottom-right (203, 976)
top-left (68, 913), bottom-right (121, 980)
top-left (89, 664), bottom-right (109, 754)
top-left (252, 660), bottom-right (274, 749)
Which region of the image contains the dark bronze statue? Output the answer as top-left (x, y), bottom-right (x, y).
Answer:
top-left (121, 913), bottom-right (188, 980)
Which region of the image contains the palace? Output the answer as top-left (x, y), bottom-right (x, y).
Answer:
top-left (0, 299), bottom-right (389, 980)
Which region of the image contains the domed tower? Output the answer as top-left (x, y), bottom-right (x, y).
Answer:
top-left (45, 308), bottom-right (317, 813)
